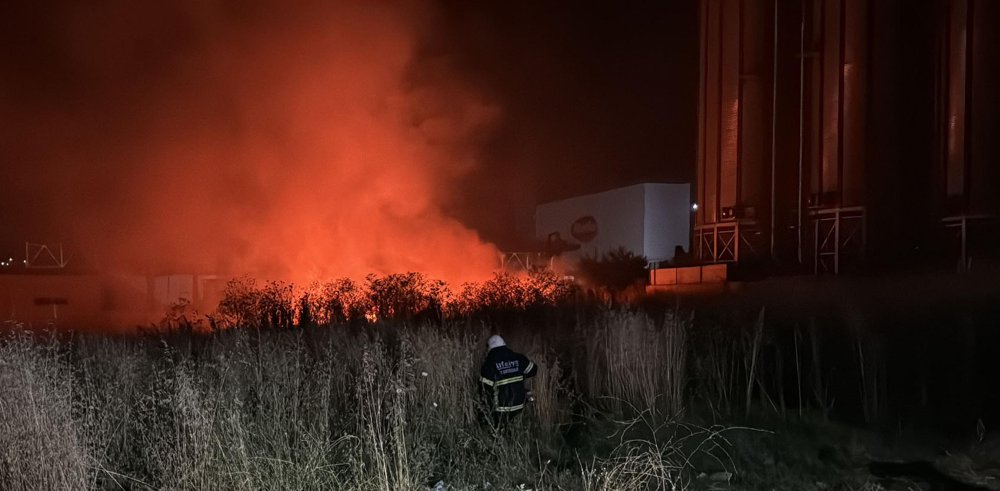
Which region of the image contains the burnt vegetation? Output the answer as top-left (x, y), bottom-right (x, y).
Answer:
top-left (207, 271), bottom-right (578, 331)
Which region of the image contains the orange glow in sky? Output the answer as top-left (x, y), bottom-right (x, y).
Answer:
top-left (9, 2), bottom-right (502, 286)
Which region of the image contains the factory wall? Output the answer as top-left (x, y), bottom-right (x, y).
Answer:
top-left (644, 184), bottom-right (692, 263)
top-left (535, 183), bottom-right (690, 264)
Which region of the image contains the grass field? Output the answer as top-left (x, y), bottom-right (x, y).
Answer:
top-left (3, 273), bottom-right (999, 490)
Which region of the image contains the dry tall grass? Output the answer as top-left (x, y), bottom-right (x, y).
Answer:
top-left (0, 306), bottom-right (733, 490)
top-left (584, 310), bottom-right (689, 416)
top-left (0, 334), bottom-right (89, 491)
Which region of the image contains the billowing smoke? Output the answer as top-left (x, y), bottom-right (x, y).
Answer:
top-left (0, 1), bottom-right (501, 285)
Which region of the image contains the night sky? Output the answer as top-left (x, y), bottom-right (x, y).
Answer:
top-left (0, 1), bottom-right (697, 280)
top-left (434, 2), bottom-right (698, 246)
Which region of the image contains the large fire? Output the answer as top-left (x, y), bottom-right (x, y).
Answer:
top-left (2, 1), bottom-right (501, 287)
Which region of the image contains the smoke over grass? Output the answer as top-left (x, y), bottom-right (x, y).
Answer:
top-left (0, 1), bottom-right (500, 284)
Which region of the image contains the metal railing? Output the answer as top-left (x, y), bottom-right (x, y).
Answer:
top-left (694, 220), bottom-right (760, 264)
top-left (694, 222), bottom-right (739, 263)
top-left (811, 206), bottom-right (865, 275)
top-left (498, 252), bottom-right (554, 272)
top-left (942, 214), bottom-right (994, 273)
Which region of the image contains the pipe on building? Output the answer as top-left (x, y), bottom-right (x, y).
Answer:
top-left (797, 0), bottom-right (806, 264)
top-left (770, 0), bottom-right (779, 260)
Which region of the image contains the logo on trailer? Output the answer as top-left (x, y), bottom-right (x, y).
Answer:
top-left (570, 216), bottom-right (598, 243)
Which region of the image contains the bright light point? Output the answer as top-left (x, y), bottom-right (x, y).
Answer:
top-left (691, 203), bottom-right (699, 211)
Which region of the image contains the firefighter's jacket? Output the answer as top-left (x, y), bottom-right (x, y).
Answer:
top-left (479, 346), bottom-right (537, 413)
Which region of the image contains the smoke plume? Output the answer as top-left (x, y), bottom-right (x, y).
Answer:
top-left (0, 0), bottom-right (501, 285)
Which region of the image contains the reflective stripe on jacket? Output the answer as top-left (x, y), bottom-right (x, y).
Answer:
top-left (479, 346), bottom-right (537, 413)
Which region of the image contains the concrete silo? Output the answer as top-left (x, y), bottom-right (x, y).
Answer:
top-left (696, 0), bottom-right (999, 274)
top-left (935, 0), bottom-right (1000, 271)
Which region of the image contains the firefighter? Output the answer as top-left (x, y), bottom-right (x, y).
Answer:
top-left (479, 335), bottom-right (537, 428)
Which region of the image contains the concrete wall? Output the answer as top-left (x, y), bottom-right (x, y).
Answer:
top-left (0, 273), bottom-right (225, 331)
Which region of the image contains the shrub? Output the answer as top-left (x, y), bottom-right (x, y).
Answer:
top-left (577, 247), bottom-right (649, 304)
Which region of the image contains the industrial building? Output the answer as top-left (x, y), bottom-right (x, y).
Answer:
top-left (534, 183), bottom-right (691, 266)
top-left (695, 0), bottom-right (1000, 275)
